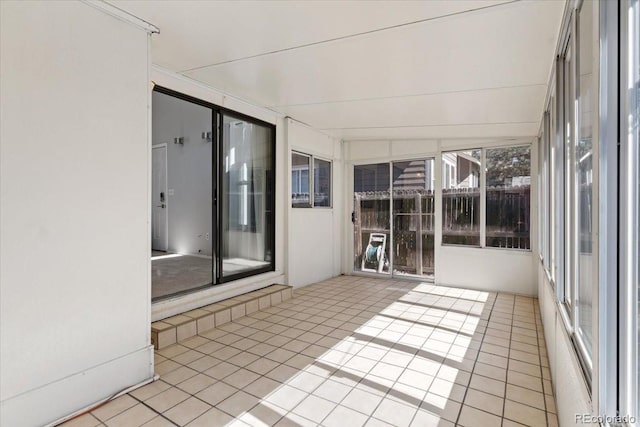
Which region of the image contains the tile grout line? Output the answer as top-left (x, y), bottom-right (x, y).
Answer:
top-left (142, 280), bottom-right (549, 427)
top-left (534, 298), bottom-right (551, 425)
top-left (502, 293), bottom-right (516, 425)
top-left (161, 280), bottom-right (421, 425)
top-left (127, 393), bottom-right (178, 426)
top-left (454, 291), bottom-right (499, 426)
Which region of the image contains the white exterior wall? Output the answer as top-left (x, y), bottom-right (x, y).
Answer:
top-left (0, 2), bottom-right (154, 425)
top-left (286, 119), bottom-right (343, 287)
top-left (344, 138), bottom-right (537, 295)
top-left (149, 67), bottom-right (287, 321)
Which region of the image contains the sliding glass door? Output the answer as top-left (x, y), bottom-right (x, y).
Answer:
top-left (220, 114), bottom-right (275, 281)
top-left (353, 159), bottom-right (435, 279)
top-left (151, 90), bottom-right (214, 300)
top-left (151, 87), bottom-right (276, 301)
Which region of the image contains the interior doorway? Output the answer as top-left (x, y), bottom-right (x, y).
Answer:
top-left (353, 159), bottom-right (435, 280)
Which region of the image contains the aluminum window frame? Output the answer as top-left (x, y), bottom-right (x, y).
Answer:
top-left (291, 150), bottom-right (333, 209)
top-left (441, 145), bottom-right (532, 251)
top-left (572, 0), bottom-right (597, 376)
top-left (291, 151), bottom-right (312, 208)
top-left (619, 0), bottom-right (640, 423)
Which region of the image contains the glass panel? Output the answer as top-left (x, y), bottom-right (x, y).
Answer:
top-left (538, 136), bottom-right (544, 258)
top-left (222, 115), bottom-right (274, 278)
top-left (442, 150), bottom-right (481, 246)
top-left (292, 152), bottom-right (311, 207)
top-left (151, 91), bottom-right (213, 300)
top-left (392, 159), bottom-right (434, 278)
top-left (628, 0), bottom-right (640, 416)
top-left (485, 146), bottom-right (531, 250)
top-left (354, 163), bottom-right (390, 274)
top-left (314, 158), bottom-right (331, 207)
top-left (576, 0), bottom-right (594, 358)
top-left (558, 37), bottom-right (572, 306)
top-left (545, 106), bottom-right (552, 270)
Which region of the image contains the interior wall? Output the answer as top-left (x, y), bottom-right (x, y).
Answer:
top-left (344, 138), bottom-right (537, 295)
top-left (152, 91), bottom-right (213, 256)
top-left (287, 119), bottom-right (343, 287)
top-left (0, 2), bottom-right (153, 426)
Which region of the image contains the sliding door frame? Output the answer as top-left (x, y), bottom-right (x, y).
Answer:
top-left (351, 156), bottom-right (437, 282)
top-left (152, 85), bottom-right (276, 289)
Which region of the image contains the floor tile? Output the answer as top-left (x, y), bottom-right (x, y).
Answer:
top-left (341, 387), bottom-right (384, 415)
top-left (129, 278), bottom-right (559, 427)
top-left (291, 394), bottom-right (336, 423)
top-left (323, 405), bottom-right (369, 427)
top-left (145, 387), bottom-right (190, 413)
top-left (263, 384), bottom-right (308, 411)
top-left (504, 399), bottom-right (547, 426)
top-left (194, 381), bottom-right (238, 406)
top-left (217, 390), bottom-right (260, 417)
top-left (104, 404), bottom-right (157, 427)
top-left (92, 395), bottom-right (138, 421)
top-left (163, 396), bottom-right (211, 426)
top-left (372, 398), bottom-right (418, 427)
top-left (129, 380), bottom-right (172, 402)
top-left (186, 408), bottom-right (233, 427)
top-left (463, 388), bottom-right (504, 416)
top-left (59, 413), bottom-right (102, 427)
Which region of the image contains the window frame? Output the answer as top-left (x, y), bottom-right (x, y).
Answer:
top-left (441, 149), bottom-right (482, 248)
top-left (313, 157), bottom-right (332, 208)
top-left (151, 85), bottom-right (277, 293)
top-left (553, 1), bottom-right (597, 389)
top-left (441, 145), bottom-right (532, 251)
top-left (573, 0), bottom-right (596, 374)
top-left (291, 150), bottom-right (333, 209)
top-left (291, 152), bottom-right (312, 208)
top-left (619, 0), bottom-right (640, 422)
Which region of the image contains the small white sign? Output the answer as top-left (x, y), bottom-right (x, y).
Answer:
top-left (167, 189), bottom-right (175, 196)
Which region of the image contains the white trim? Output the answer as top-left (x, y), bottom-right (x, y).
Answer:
top-left (81, 1), bottom-right (159, 34)
top-left (151, 66), bottom-right (279, 126)
top-left (0, 346), bottom-right (154, 427)
top-left (46, 375), bottom-right (159, 427)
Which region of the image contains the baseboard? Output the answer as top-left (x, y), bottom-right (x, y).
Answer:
top-left (1, 345), bottom-right (154, 427)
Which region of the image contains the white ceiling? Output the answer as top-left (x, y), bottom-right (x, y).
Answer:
top-left (111, 0), bottom-right (565, 140)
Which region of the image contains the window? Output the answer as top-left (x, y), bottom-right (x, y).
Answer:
top-left (314, 158), bottom-right (331, 207)
top-left (557, 32), bottom-right (572, 312)
top-left (442, 150), bottom-right (481, 246)
top-left (549, 2), bottom-right (595, 384)
top-left (546, 94), bottom-right (554, 275)
top-left (539, 110), bottom-right (551, 270)
top-left (621, 0), bottom-right (640, 421)
top-left (291, 151), bottom-right (332, 208)
top-left (221, 114), bottom-right (275, 280)
top-left (486, 146), bottom-right (531, 249)
top-left (575, 0), bottom-right (594, 364)
top-left (291, 153), bottom-right (311, 207)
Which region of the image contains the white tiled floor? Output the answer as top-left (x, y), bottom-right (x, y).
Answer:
top-left (62, 276), bottom-right (558, 427)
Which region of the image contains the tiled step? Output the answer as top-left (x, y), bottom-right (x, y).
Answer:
top-left (151, 284), bottom-right (293, 349)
